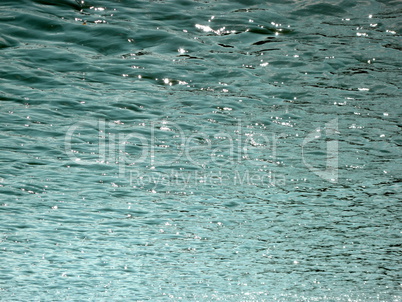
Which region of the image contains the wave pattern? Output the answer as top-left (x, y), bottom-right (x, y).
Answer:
top-left (0, 0), bottom-right (401, 301)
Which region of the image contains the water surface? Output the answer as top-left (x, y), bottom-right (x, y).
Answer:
top-left (0, 0), bottom-right (401, 301)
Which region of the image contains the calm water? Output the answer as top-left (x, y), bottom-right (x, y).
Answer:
top-left (1, 0), bottom-right (401, 301)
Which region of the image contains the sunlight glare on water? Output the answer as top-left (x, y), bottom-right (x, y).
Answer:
top-left (0, 0), bottom-right (401, 301)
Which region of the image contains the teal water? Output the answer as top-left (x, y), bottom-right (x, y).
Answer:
top-left (1, 0), bottom-right (401, 301)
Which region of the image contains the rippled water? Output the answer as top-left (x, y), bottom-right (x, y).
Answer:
top-left (1, 0), bottom-right (401, 301)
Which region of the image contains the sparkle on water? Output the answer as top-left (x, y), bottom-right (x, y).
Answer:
top-left (0, 0), bottom-right (401, 301)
